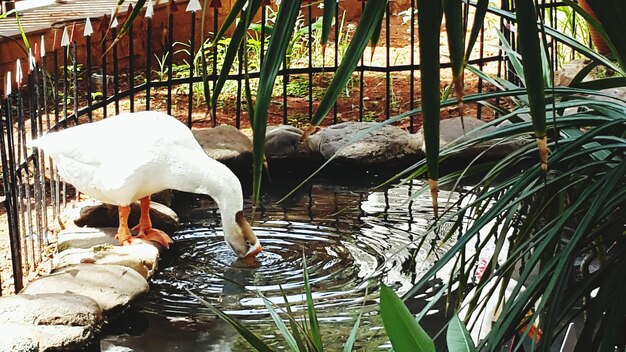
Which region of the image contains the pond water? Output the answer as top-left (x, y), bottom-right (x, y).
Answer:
top-left (100, 175), bottom-right (459, 351)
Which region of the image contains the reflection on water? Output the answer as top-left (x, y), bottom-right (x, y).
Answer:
top-left (101, 177), bottom-right (458, 351)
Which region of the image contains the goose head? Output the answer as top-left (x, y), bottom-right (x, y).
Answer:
top-left (222, 210), bottom-right (262, 258)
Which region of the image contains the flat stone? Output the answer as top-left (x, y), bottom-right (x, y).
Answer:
top-left (54, 243), bottom-right (160, 279)
top-left (72, 199), bottom-right (179, 234)
top-left (0, 293), bottom-right (103, 351)
top-left (57, 227), bottom-right (120, 252)
top-left (421, 116), bottom-right (526, 159)
top-left (0, 293), bottom-right (102, 327)
top-left (0, 323), bottom-right (96, 351)
top-left (192, 125), bottom-right (252, 170)
top-left (22, 264), bottom-right (149, 311)
top-left (265, 125), bottom-right (319, 163)
top-left (310, 121), bottom-right (423, 167)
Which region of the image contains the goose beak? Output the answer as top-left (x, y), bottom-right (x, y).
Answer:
top-left (244, 243), bottom-right (263, 258)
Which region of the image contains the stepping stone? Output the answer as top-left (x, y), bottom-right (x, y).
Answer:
top-left (22, 264), bottom-right (149, 311)
top-left (265, 125), bottom-right (319, 164)
top-left (54, 241), bottom-right (160, 279)
top-left (57, 227), bottom-right (119, 252)
top-left (309, 121), bottom-right (423, 167)
top-left (420, 116), bottom-right (526, 160)
top-left (193, 125), bottom-right (252, 170)
top-left (0, 293), bottom-right (103, 351)
top-left (56, 199), bottom-right (179, 235)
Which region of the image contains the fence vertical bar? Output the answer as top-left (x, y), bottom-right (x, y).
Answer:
top-left (101, 27), bottom-right (108, 119)
top-left (236, 45), bottom-right (243, 129)
top-left (333, 0), bottom-right (338, 124)
top-left (112, 26), bottom-right (120, 115)
top-left (52, 48), bottom-right (60, 217)
top-left (1, 97), bottom-right (23, 292)
top-left (86, 30), bottom-right (93, 122)
top-left (282, 55), bottom-right (288, 125)
top-left (29, 64), bottom-right (43, 261)
top-left (35, 60), bottom-right (49, 248)
top-left (17, 75), bottom-right (35, 270)
top-left (409, 0), bottom-right (415, 132)
top-left (188, 11), bottom-right (196, 127)
top-left (358, 0), bottom-right (364, 122)
top-left (146, 16), bottom-right (152, 111)
top-left (167, 7), bottom-right (174, 116)
top-left (385, 1), bottom-right (390, 120)
top-left (307, 1), bottom-right (313, 120)
top-left (73, 39), bottom-right (79, 124)
top-left (212, 6), bottom-right (218, 126)
top-left (129, 21), bottom-right (135, 113)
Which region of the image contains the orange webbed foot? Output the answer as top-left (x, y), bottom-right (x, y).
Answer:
top-left (134, 227), bottom-right (173, 249)
top-left (115, 233), bottom-right (148, 246)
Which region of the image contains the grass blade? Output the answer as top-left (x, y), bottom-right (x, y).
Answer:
top-left (186, 288), bottom-right (273, 352)
top-left (446, 314), bottom-right (476, 352)
top-left (279, 285), bottom-right (310, 352)
top-left (514, 0), bottom-right (547, 171)
top-left (380, 284), bottom-right (436, 352)
top-left (444, 0), bottom-right (466, 124)
top-left (303, 254), bottom-right (323, 351)
top-left (252, 0), bottom-right (302, 205)
top-left (343, 314), bottom-right (362, 352)
top-left (417, 0), bottom-right (443, 216)
top-left (262, 297), bottom-right (300, 352)
top-left (321, 0), bottom-right (337, 58)
top-left (309, 0), bottom-right (387, 127)
top-left (464, 0), bottom-right (488, 61)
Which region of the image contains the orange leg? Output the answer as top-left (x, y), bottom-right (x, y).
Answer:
top-left (132, 196), bottom-right (173, 249)
top-left (116, 205), bottom-right (143, 245)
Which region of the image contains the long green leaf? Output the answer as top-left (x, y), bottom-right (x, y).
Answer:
top-left (309, 0), bottom-right (387, 126)
top-left (380, 284), bottom-right (436, 352)
top-left (211, 0), bottom-right (263, 108)
top-left (417, 0), bottom-right (443, 215)
top-left (321, 0), bottom-right (337, 57)
top-left (444, 0), bottom-right (465, 124)
top-left (343, 314), bottom-right (362, 352)
top-left (252, 0), bottom-right (302, 205)
top-left (262, 298), bottom-right (300, 352)
top-left (446, 314), bottom-right (476, 352)
top-left (514, 0), bottom-right (547, 170)
top-left (302, 254), bottom-right (323, 351)
top-left (464, 0), bottom-right (489, 61)
top-left (186, 288), bottom-right (273, 352)
top-left (214, 0), bottom-right (249, 42)
top-left (370, 7), bottom-right (384, 61)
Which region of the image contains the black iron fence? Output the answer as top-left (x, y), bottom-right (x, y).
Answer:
top-left (0, 0), bottom-right (586, 294)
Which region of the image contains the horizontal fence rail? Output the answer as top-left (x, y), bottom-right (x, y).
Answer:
top-left (0, 0), bottom-right (587, 293)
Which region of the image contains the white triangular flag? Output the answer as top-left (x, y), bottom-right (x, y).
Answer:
top-left (84, 17), bottom-right (93, 36)
top-left (145, 0), bottom-right (154, 18)
top-left (15, 59), bottom-right (23, 87)
top-left (186, 0), bottom-right (201, 12)
top-left (111, 8), bottom-right (118, 28)
top-left (61, 27), bottom-right (70, 47)
top-left (6, 72), bottom-right (11, 96)
top-left (40, 35), bottom-right (46, 58)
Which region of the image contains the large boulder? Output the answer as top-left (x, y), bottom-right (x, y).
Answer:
top-left (192, 125), bottom-right (252, 171)
top-left (0, 293), bottom-right (103, 351)
top-left (420, 117), bottom-right (526, 160)
top-left (57, 199), bottom-right (179, 235)
top-left (22, 264), bottom-right (149, 312)
top-left (265, 125), bottom-right (319, 164)
top-left (308, 121), bottom-right (423, 167)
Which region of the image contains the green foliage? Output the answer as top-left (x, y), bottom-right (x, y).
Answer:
top-left (380, 284), bottom-right (435, 352)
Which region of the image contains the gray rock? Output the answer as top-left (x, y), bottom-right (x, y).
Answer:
top-left (0, 293), bottom-right (103, 351)
top-left (554, 59), bottom-right (589, 86)
top-left (595, 87), bottom-right (626, 102)
top-left (311, 122), bottom-right (423, 166)
top-left (0, 324), bottom-right (38, 352)
top-left (0, 293), bottom-right (102, 327)
top-left (22, 264), bottom-right (149, 311)
top-left (192, 125), bottom-right (252, 169)
top-left (0, 324), bottom-right (97, 351)
top-left (422, 117), bottom-right (526, 159)
top-left (73, 199), bottom-right (179, 234)
top-left (54, 242), bottom-right (160, 279)
top-left (265, 125), bottom-right (318, 163)
top-left (57, 227), bottom-right (120, 252)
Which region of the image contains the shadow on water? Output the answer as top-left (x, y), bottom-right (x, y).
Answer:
top-left (101, 173), bottom-right (459, 351)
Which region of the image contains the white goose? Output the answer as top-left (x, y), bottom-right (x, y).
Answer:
top-left (31, 111), bottom-right (262, 258)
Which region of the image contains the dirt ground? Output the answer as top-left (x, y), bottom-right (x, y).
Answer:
top-left (0, 11), bottom-right (503, 295)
